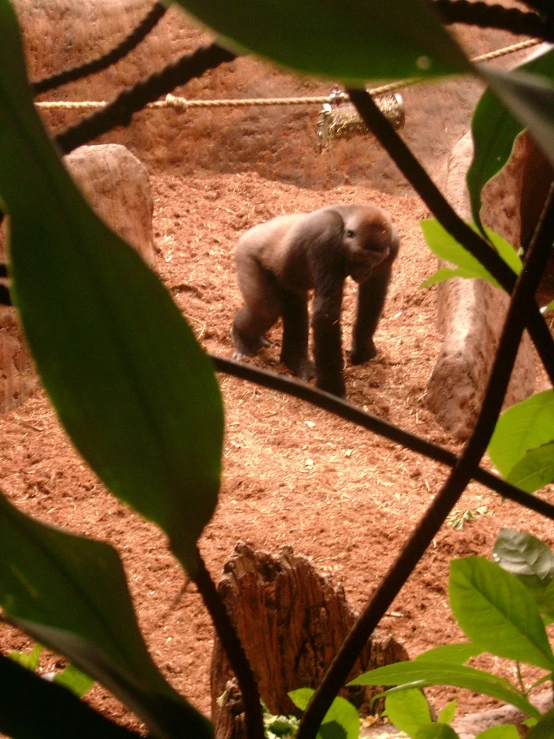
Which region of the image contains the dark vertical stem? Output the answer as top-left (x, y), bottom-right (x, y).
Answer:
top-left (190, 548), bottom-right (264, 739)
top-left (346, 88), bottom-right (554, 385)
top-left (296, 178), bottom-right (554, 739)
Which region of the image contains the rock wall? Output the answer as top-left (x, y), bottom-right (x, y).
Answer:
top-left (14, 0), bottom-right (531, 193)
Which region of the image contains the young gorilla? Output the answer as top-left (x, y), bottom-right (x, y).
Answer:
top-left (231, 204), bottom-right (399, 398)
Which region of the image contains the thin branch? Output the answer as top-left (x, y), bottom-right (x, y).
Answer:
top-left (432, 0), bottom-right (554, 40)
top-left (211, 355), bottom-right (554, 520)
top-left (55, 43), bottom-right (236, 155)
top-left (346, 88), bottom-right (554, 385)
top-left (296, 178), bottom-right (554, 739)
top-left (190, 548), bottom-right (264, 739)
top-left (32, 2), bottom-right (167, 95)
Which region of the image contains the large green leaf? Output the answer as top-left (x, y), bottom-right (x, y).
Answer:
top-left (289, 689), bottom-right (359, 739)
top-left (493, 529), bottom-right (554, 592)
top-left (384, 689), bottom-right (432, 737)
top-left (171, 0), bottom-right (471, 82)
top-left (0, 652), bottom-right (142, 739)
top-left (348, 661), bottom-right (539, 718)
top-left (449, 558), bottom-right (554, 670)
top-left (480, 65), bottom-right (554, 185)
top-left (468, 47), bottom-right (554, 231)
top-left (0, 490), bottom-right (211, 739)
top-left (419, 221), bottom-right (520, 290)
top-left (488, 390), bottom-right (554, 478)
top-left (0, 0), bottom-right (223, 573)
top-left (505, 442), bottom-right (554, 493)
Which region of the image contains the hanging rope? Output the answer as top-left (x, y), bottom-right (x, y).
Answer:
top-left (35, 37), bottom-right (543, 112)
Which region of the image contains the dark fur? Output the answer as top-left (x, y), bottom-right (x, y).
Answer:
top-left (231, 204), bottom-right (399, 397)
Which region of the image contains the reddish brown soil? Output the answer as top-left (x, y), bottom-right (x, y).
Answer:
top-left (2, 2), bottom-right (554, 733)
top-left (1, 168), bottom-right (554, 734)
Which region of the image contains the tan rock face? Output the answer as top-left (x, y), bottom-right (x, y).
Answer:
top-left (65, 144), bottom-right (155, 266)
top-left (426, 131), bottom-right (536, 440)
top-left (0, 143), bottom-right (154, 412)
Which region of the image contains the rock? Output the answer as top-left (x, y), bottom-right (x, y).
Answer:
top-left (64, 144), bottom-right (155, 266)
top-left (426, 131), bottom-right (536, 440)
top-left (210, 541), bottom-right (409, 739)
top-left (0, 144), bottom-right (154, 412)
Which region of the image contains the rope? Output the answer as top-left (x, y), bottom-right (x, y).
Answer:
top-left (35, 37), bottom-right (543, 112)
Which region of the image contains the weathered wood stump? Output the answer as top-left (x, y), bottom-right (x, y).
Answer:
top-left (210, 541), bottom-right (408, 739)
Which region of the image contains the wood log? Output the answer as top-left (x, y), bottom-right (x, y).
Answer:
top-left (210, 541), bottom-right (408, 737)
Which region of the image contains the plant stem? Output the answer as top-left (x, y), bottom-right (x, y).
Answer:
top-left (189, 548), bottom-right (264, 739)
top-left (296, 177), bottom-right (554, 739)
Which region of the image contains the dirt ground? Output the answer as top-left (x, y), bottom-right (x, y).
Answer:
top-left (2, 167), bottom-right (554, 734)
top-left (2, 1), bottom-right (554, 733)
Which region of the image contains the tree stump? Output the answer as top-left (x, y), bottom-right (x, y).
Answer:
top-left (210, 541), bottom-right (408, 739)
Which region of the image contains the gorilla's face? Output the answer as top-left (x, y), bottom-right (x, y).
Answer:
top-left (345, 207), bottom-right (398, 283)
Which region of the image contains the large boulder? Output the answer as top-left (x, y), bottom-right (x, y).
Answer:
top-left (426, 131), bottom-right (538, 439)
top-left (0, 143), bottom-right (154, 412)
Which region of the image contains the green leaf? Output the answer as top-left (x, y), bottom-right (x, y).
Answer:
top-left (288, 690), bottom-right (359, 739)
top-left (288, 689), bottom-right (314, 712)
top-left (0, 489), bottom-right (211, 739)
top-left (9, 643), bottom-right (43, 672)
top-left (437, 700), bottom-right (457, 725)
top-left (488, 390), bottom-right (554, 478)
top-left (538, 580), bottom-right (554, 622)
top-left (420, 221), bottom-right (520, 290)
top-left (420, 267), bottom-right (480, 289)
top-left (53, 663), bottom-right (94, 698)
top-left (0, 0), bottom-right (223, 574)
top-left (415, 725), bottom-right (459, 739)
top-left (385, 689), bottom-right (432, 737)
top-left (475, 727), bottom-right (519, 739)
top-left (528, 708), bottom-right (554, 738)
top-left (493, 529), bottom-right (554, 592)
top-left (481, 65), bottom-right (554, 183)
top-left (347, 662), bottom-right (539, 718)
top-left (486, 229), bottom-right (524, 275)
top-left (449, 557), bottom-right (554, 670)
top-left (415, 643), bottom-right (482, 665)
top-left (506, 442), bottom-right (554, 493)
top-left (468, 47), bottom-right (554, 231)
top-left (171, 0), bottom-right (471, 82)
top-left (0, 653), bottom-right (142, 739)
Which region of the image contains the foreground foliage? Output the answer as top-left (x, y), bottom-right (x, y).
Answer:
top-left (350, 529), bottom-right (554, 738)
top-left (1, 0), bottom-right (554, 737)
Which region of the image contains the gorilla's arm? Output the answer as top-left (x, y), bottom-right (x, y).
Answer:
top-left (308, 216), bottom-right (348, 397)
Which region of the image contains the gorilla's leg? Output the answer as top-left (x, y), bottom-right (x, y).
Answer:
top-left (280, 291), bottom-right (314, 381)
top-left (232, 252), bottom-right (281, 357)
